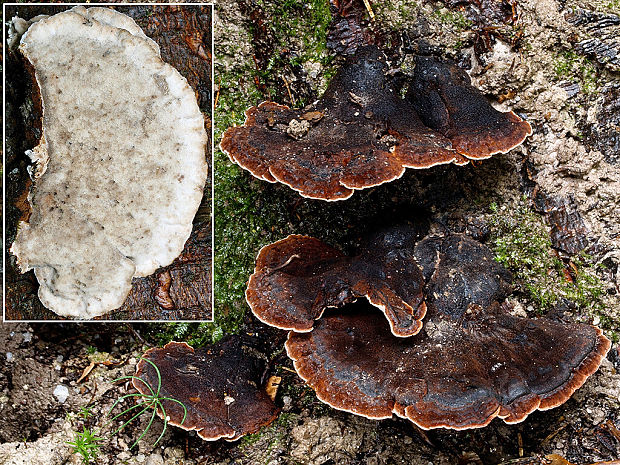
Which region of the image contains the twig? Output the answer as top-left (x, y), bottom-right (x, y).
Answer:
top-left (362, 0), bottom-right (375, 21)
top-left (125, 324), bottom-right (150, 347)
top-left (214, 75), bottom-right (222, 109)
top-left (283, 76), bottom-right (295, 106)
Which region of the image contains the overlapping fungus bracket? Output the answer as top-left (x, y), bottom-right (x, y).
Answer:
top-left (278, 230), bottom-right (610, 429)
top-left (221, 45), bottom-right (532, 200)
top-left (246, 225), bottom-right (426, 337)
top-left (286, 305), bottom-right (610, 429)
top-left (134, 338), bottom-right (279, 441)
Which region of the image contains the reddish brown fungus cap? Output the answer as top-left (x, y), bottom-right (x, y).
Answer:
top-left (409, 56), bottom-right (533, 159)
top-left (246, 225), bottom-right (426, 337)
top-left (134, 338), bottom-right (279, 441)
top-left (285, 234), bottom-right (610, 429)
top-left (286, 306), bottom-right (610, 429)
top-left (220, 46), bottom-right (531, 201)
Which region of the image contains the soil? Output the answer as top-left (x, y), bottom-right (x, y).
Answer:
top-left (2, 0), bottom-right (620, 464)
top-left (0, 321), bottom-right (618, 464)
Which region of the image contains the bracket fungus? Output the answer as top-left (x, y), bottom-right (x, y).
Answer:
top-left (286, 305), bottom-right (610, 429)
top-left (250, 229), bottom-right (609, 429)
top-left (246, 226), bottom-right (426, 337)
top-left (221, 45), bottom-right (531, 200)
top-left (9, 7), bottom-right (208, 318)
top-left (409, 57), bottom-right (533, 159)
top-left (134, 338), bottom-right (279, 441)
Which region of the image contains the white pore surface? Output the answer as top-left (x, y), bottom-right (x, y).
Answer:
top-left (69, 6), bottom-right (161, 54)
top-left (11, 8), bottom-right (208, 319)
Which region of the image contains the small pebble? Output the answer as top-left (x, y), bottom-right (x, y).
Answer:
top-left (146, 453), bottom-right (164, 465)
top-left (53, 384), bottom-right (69, 403)
top-left (6, 353), bottom-right (14, 362)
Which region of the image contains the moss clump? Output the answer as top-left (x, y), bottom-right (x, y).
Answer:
top-left (563, 254), bottom-right (606, 310)
top-left (432, 8), bottom-right (472, 31)
top-left (239, 412), bottom-right (299, 463)
top-left (249, 0), bottom-right (336, 105)
top-left (214, 70), bottom-right (295, 337)
top-left (488, 199), bottom-right (605, 314)
top-left (214, 2), bottom-right (338, 338)
top-left (374, 2), bottom-right (419, 29)
top-left (490, 200), bottom-right (563, 310)
top-left (141, 321), bottom-right (224, 347)
top-left (256, 0), bottom-right (332, 58)
top-left (553, 50), bottom-right (598, 94)
top-left (240, 412), bottom-right (297, 445)
top-left (213, 68), bottom-right (265, 337)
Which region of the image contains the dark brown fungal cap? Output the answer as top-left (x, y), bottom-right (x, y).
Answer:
top-left (409, 56), bottom-right (533, 159)
top-left (134, 338), bottom-right (279, 441)
top-left (246, 226), bottom-right (426, 337)
top-left (221, 46), bottom-right (531, 200)
top-left (413, 234), bottom-right (513, 319)
top-left (221, 46), bottom-right (457, 201)
top-left (285, 234), bottom-right (610, 429)
top-left (286, 306), bottom-right (610, 429)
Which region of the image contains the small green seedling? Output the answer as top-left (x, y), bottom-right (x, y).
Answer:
top-left (108, 357), bottom-right (188, 449)
top-left (67, 358), bottom-right (189, 463)
top-left (78, 406), bottom-right (94, 419)
top-left (66, 426), bottom-right (103, 465)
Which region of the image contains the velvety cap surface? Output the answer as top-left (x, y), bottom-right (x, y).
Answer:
top-left (221, 46), bottom-right (530, 200)
top-left (247, 226), bottom-right (426, 337)
top-left (135, 339), bottom-right (279, 441)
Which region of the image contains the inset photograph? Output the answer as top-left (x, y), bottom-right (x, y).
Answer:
top-left (4, 4), bottom-right (213, 321)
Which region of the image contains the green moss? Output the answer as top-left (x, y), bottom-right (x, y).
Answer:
top-left (563, 253), bottom-right (605, 310)
top-left (247, 412), bottom-right (296, 439)
top-left (553, 50), bottom-right (599, 95)
top-left (599, 316), bottom-right (619, 343)
top-left (488, 199), bottom-right (606, 314)
top-left (580, 62), bottom-right (598, 94)
top-left (432, 8), bottom-right (472, 31)
top-left (213, 69), bottom-right (265, 338)
top-left (257, 0), bottom-right (331, 52)
top-left (554, 50), bottom-right (578, 77)
top-left (239, 412), bottom-right (298, 461)
top-left (605, 0), bottom-right (619, 12)
top-left (250, 0), bottom-right (335, 104)
top-left (374, 2), bottom-right (419, 29)
top-left (489, 200), bottom-right (563, 310)
top-left (141, 322), bottom-right (220, 347)
top-left (213, 2), bottom-right (339, 338)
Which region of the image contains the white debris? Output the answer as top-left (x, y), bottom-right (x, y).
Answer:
top-left (53, 385), bottom-right (69, 404)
